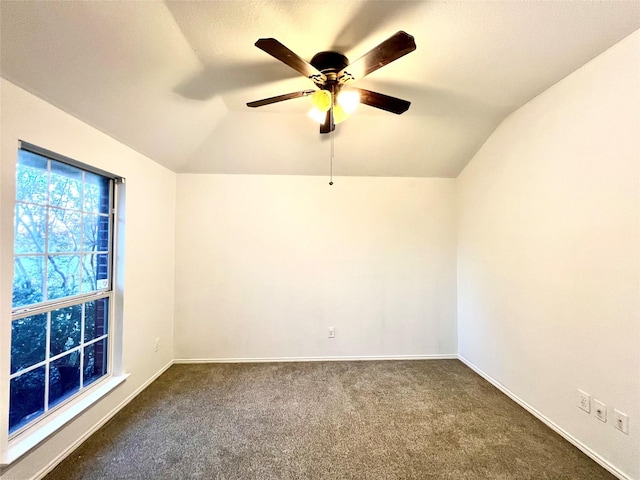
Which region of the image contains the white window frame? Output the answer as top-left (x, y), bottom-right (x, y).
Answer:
top-left (0, 142), bottom-right (128, 466)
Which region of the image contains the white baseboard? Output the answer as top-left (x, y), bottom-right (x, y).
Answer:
top-left (33, 360), bottom-right (175, 480)
top-left (174, 354), bottom-right (458, 364)
top-left (457, 355), bottom-right (634, 480)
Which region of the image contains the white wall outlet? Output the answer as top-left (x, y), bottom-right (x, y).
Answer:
top-left (577, 390), bottom-right (591, 413)
top-left (593, 399), bottom-right (607, 422)
top-left (613, 409), bottom-right (629, 434)
top-left (154, 338), bottom-right (160, 352)
top-left (328, 326), bottom-right (335, 338)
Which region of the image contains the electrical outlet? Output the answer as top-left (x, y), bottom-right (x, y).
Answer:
top-left (577, 390), bottom-right (591, 413)
top-left (593, 399), bottom-right (607, 422)
top-left (154, 338), bottom-right (160, 352)
top-left (613, 409), bottom-right (629, 434)
top-left (328, 326), bottom-right (335, 338)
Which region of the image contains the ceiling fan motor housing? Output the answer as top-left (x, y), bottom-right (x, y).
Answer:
top-left (310, 51), bottom-right (350, 83)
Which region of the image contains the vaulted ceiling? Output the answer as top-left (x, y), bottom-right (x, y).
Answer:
top-left (2, 1), bottom-right (639, 177)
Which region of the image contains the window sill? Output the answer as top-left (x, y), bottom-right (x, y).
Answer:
top-left (1, 374), bottom-right (129, 466)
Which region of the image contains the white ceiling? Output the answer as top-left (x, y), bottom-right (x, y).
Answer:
top-left (2, 1), bottom-right (639, 177)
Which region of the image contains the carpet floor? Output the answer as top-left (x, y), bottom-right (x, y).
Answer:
top-left (45, 360), bottom-right (615, 479)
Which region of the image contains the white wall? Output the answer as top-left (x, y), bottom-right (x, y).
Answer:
top-left (175, 175), bottom-right (457, 360)
top-left (457, 31), bottom-right (640, 479)
top-left (0, 80), bottom-right (176, 480)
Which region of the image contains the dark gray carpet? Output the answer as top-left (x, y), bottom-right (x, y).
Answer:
top-left (45, 360), bottom-right (615, 479)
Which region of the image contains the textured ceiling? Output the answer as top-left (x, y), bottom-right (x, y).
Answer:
top-left (1, 1), bottom-right (639, 177)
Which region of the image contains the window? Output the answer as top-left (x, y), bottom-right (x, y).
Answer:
top-left (9, 143), bottom-right (120, 437)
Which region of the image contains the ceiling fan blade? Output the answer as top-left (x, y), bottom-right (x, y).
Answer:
top-left (354, 88), bottom-right (411, 114)
top-left (320, 108), bottom-right (335, 134)
top-left (338, 31), bottom-right (416, 82)
top-left (255, 38), bottom-right (327, 85)
top-left (247, 89), bottom-right (316, 108)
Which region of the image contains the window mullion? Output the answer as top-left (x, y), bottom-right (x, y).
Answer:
top-left (84, 333), bottom-right (109, 348)
top-left (43, 160), bottom-right (51, 303)
top-left (8, 360), bottom-right (46, 380)
top-left (107, 181), bottom-right (114, 290)
top-left (79, 171), bottom-right (85, 296)
top-left (44, 312), bottom-right (51, 412)
top-left (80, 303), bottom-right (85, 388)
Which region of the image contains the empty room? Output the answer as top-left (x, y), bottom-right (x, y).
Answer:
top-left (0, 1), bottom-right (638, 479)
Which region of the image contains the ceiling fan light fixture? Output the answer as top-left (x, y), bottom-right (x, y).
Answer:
top-left (333, 104), bottom-right (349, 124)
top-left (311, 89), bottom-right (332, 112)
top-left (308, 107), bottom-right (327, 124)
top-left (337, 90), bottom-right (360, 114)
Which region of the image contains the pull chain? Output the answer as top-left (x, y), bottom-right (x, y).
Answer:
top-left (329, 122), bottom-right (334, 186)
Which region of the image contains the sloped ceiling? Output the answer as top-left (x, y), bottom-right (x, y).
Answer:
top-left (1, 1), bottom-right (639, 177)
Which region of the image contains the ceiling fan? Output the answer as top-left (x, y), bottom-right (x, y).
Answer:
top-left (246, 31), bottom-right (417, 134)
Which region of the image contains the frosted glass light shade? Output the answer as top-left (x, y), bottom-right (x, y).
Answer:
top-left (333, 105), bottom-right (348, 124)
top-left (311, 90), bottom-right (332, 112)
top-left (337, 90), bottom-right (360, 114)
top-left (308, 108), bottom-right (327, 124)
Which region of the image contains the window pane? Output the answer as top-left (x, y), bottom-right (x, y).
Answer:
top-left (81, 253), bottom-right (109, 292)
top-left (47, 254), bottom-right (81, 300)
top-left (85, 298), bottom-right (109, 342)
top-left (11, 313), bottom-right (47, 374)
top-left (49, 352), bottom-right (81, 408)
top-left (16, 150), bottom-right (48, 204)
top-left (84, 339), bottom-right (108, 387)
top-left (50, 305), bottom-right (82, 357)
top-left (48, 208), bottom-right (82, 253)
top-left (50, 161), bottom-right (82, 211)
top-left (9, 366), bottom-right (45, 434)
top-left (13, 256), bottom-right (44, 308)
top-left (83, 214), bottom-right (110, 252)
top-left (14, 204), bottom-right (47, 254)
top-left (84, 172), bottom-right (110, 214)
